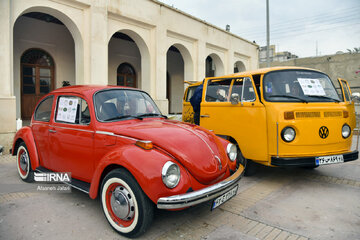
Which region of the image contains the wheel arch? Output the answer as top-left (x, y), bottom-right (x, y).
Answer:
top-left (12, 127), bottom-right (40, 170)
top-left (88, 146), bottom-right (181, 203)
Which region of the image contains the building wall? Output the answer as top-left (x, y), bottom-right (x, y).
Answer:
top-left (0, 0), bottom-right (259, 151)
top-left (260, 53), bottom-right (360, 89)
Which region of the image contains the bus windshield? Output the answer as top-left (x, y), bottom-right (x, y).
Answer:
top-left (263, 70), bottom-right (341, 103)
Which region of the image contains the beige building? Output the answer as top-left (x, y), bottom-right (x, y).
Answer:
top-left (0, 0), bottom-right (259, 151)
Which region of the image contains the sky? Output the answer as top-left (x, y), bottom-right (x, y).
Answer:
top-left (158, 0), bottom-right (360, 58)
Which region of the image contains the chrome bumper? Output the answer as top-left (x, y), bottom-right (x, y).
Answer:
top-left (157, 165), bottom-right (244, 209)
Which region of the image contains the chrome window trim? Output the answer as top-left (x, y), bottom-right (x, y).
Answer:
top-left (53, 95), bottom-right (91, 126)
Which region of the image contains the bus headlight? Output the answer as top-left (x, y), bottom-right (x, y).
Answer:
top-left (281, 127), bottom-right (296, 142)
top-left (226, 143), bottom-right (237, 162)
top-left (162, 161), bottom-right (180, 188)
top-left (342, 124), bottom-right (351, 138)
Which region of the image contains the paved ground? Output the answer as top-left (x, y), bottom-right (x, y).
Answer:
top-left (0, 137), bottom-right (360, 240)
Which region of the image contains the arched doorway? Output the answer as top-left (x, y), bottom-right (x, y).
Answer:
top-left (205, 53), bottom-right (224, 77)
top-left (117, 63), bottom-right (136, 87)
top-left (108, 30), bottom-right (150, 92)
top-left (205, 56), bottom-right (215, 77)
top-left (20, 48), bottom-right (55, 119)
top-left (234, 61), bottom-right (246, 73)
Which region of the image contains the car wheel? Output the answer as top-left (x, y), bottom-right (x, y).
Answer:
top-left (16, 142), bottom-right (34, 182)
top-left (101, 168), bottom-right (154, 238)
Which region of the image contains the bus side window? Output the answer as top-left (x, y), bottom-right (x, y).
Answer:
top-left (185, 86), bottom-right (197, 102)
top-left (252, 74), bottom-right (262, 100)
top-left (243, 78), bottom-right (256, 101)
top-left (205, 79), bottom-right (232, 102)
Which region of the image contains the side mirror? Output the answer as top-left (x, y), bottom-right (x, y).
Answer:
top-left (230, 93), bottom-right (240, 105)
top-left (351, 92), bottom-right (360, 102)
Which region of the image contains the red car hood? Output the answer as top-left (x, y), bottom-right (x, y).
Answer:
top-left (109, 119), bottom-right (228, 184)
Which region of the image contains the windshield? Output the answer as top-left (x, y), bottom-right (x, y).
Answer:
top-left (263, 70), bottom-right (341, 102)
top-left (94, 89), bottom-right (161, 121)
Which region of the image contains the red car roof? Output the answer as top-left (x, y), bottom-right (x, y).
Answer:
top-left (51, 85), bottom-right (136, 96)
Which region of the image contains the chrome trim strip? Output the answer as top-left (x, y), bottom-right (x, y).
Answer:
top-left (157, 166), bottom-right (244, 209)
top-left (95, 131), bottom-right (138, 141)
top-left (49, 125), bottom-right (94, 133)
top-left (95, 130), bottom-right (114, 136)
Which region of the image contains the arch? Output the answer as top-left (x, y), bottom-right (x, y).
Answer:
top-left (14, 6), bottom-right (84, 84)
top-left (234, 61), bottom-right (246, 73)
top-left (108, 29), bottom-right (151, 92)
top-left (166, 43), bottom-right (194, 82)
top-left (206, 53), bottom-right (225, 77)
top-left (117, 63), bottom-right (137, 88)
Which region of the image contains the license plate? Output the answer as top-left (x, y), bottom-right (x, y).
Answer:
top-left (211, 185), bottom-right (238, 210)
top-left (316, 155), bottom-right (344, 165)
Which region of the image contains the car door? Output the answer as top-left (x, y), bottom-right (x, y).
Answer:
top-left (200, 77), bottom-right (268, 161)
top-left (49, 94), bottom-right (95, 182)
top-left (182, 84), bottom-right (199, 123)
top-left (31, 95), bottom-right (55, 169)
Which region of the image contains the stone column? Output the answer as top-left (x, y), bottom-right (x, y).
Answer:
top-left (153, 25), bottom-right (169, 115)
top-left (196, 40), bottom-right (206, 81)
top-left (0, 0), bottom-right (16, 152)
top-left (84, 1), bottom-right (108, 85)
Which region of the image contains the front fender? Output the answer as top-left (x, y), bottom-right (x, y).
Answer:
top-left (12, 127), bottom-right (40, 170)
top-left (89, 145), bottom-right (192, 203)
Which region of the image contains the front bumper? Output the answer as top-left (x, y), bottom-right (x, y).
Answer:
top-left (157, 165), bottom-right (244, 209)
top-left (271, 150), bottom-right (358, 167)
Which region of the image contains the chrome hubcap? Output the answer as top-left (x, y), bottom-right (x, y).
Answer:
top-left (19, 152), bottom-right (28, 172)
top-left (110, 186), bottom-right (135, 220)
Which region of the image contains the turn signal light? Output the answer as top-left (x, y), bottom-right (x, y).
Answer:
top-left (343, 110), bottom-right (349, 118)
top-left (284, 111), bottom-right (295, 120)
top-left (135, 140), bottom-right (153, 150)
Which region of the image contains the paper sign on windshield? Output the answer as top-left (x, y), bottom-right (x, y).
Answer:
top-left (56, 97), bottom-right (78, 123)
top-left (297, 78), bottom-right (326, 96)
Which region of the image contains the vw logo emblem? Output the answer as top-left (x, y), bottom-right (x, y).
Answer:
top-left (319, 126), bottom-right (329, 139)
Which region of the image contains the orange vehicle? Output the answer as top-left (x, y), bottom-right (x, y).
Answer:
top-left (183, 67), bottom-right (358, 175)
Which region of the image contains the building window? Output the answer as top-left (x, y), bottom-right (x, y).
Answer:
top-left (117, 63), bottom-right (136, 88)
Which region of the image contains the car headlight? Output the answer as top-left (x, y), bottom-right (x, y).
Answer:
top-left (161, 161), bottom-right (180, 188)
top-left (226, 143), bottom-right (237, 162)
top-left (342, 124), bottom-right (351, 138)
top-left (281, 127), bottom-right (296, 142)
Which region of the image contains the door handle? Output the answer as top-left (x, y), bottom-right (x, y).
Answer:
top-left (49, 129), bottom-right (57, 133)
top-left (200, 115), bottom-right (210, 118)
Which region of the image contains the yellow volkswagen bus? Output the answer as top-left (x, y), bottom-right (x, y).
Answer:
top-left (183, 67), bottom-right (358, 175)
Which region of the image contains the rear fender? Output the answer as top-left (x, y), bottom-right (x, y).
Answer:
top-left (12, 127), bottom-right (40, 170)
top-left (89, 145), bottom-right (191, 203)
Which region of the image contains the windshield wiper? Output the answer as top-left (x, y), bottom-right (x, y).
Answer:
top-left (136, 113), bottom-right (168, 119)
top-left (104, 115), bottom-right (133, 121)
top-left (309, 95), bottom-right (340, 102)
top-left (268, 95), bottom-right (308, 103)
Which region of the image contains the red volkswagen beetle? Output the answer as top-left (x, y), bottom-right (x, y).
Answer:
top-left (12, 86), bottom-right (244, 237)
